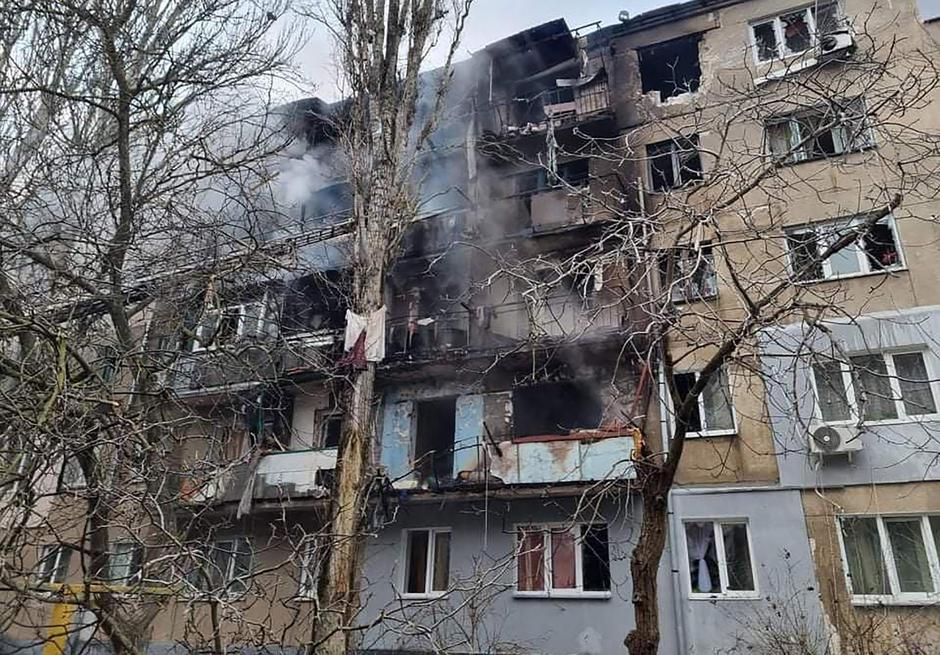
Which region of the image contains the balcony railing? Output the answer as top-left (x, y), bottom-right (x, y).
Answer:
top-left (487, 82), bottom-right (611, 136)
top-left (254, 448), bottom-right (337, 500)
top-left (180, 448), bottom-right (338, 506)
top-left (166, 330), bottom-right (340, 393)
top-left (385, 297), bottom-right (637, 362)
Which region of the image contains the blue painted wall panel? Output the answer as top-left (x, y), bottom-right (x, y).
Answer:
top-left (453, 394), bottom-right (484, 477)
top-left (379, 399), bottom-right (414, 483)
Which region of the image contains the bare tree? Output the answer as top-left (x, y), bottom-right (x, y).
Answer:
top-left (0, 1), bottom-right (302, 652)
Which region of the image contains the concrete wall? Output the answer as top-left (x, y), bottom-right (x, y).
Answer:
top-left (761, 306), bottom-right (940, 488)
top-left (357, 496), bottom-right (677, 655)
top-left (670, 488), bottom-right (826, 654)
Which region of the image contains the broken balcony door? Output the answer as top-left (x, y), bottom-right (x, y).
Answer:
top-left (414, 398), bottom-right (457, 485)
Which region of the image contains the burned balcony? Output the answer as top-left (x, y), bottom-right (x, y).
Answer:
top-left (384, 291), bottom-right (637, 364)
top-left (487, 79), bottom-right (611, 138)
top-left (380, 383), bottom-right (638, 491)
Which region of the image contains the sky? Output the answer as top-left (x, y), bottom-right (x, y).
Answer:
top-left (292, 0), bottom-right (670, 101)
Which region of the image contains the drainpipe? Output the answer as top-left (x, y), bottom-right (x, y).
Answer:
top-left (667, 486), bottom-right (689, 654)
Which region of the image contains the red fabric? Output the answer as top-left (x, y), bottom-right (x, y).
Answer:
top-left (337, 330), bottom-right (367, 370)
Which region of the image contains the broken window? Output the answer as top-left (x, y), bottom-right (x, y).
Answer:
top-left (658, 243), bottom-right (718, 302)
top-left (786, 214), bottom-right (901, 282)
top-left (840, 515), bottom-right (940, 600)
top-left (514, 159), bottom-right (591, 196)
top-left (193, 295), bottom-right (275, 350)
top-left (638, 34), bottom-right (702, 100)
top-left (512, 381), bottom-right (603, 438)
top-left (403, 528), bottom-right (451, 596)
top-left (766, 97), bottom-right (873, 163)
top-left (812, 351), bottom-right (937, 423)
top-left (646, 136), bottom-right (702, 191)
top-left (317, 409), bottom-right (343, 449)
top-left (515, 524), bottom-right (610, 596)
top-left (301, 181), bottom-right (352, 223)
top-left (36, 545), bottom-right (71, 585)
top-left (247, 393), bottom-right (293, 451)
top-left (414, 397), bottom-right (456, 483)
top-left (670, 367), bottom-right (735, 436)
top-left (751, 4), bottom-right (842, 62)
top-left (281, 272), bottom-right (347, 336)
top-left (684, 521), bottom-right (756, 596)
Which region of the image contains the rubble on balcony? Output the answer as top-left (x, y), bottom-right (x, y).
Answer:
top-left (380, 380), bottom-right (640, 493)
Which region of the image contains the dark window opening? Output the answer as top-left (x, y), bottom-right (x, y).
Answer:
top-left (281, 272), bottom-right (347, 335)
top-left (672, 373), bottom-right (703, 433)
top-left (647, 137), bottom-right (702, 191)
top-left (787, 231), bottom-right (824, 281)
top-left (514, 158), bottom-right (591, 197)
top-left (581, 525), bottom-right (611, 591)
top-left (864, 222), bottom-right (901, 270)
top-left (512, 381), bottom-right (603, 438)
top-left (638, 34), bottom-right (702, 100)
top-left (414, 398), bottom-right (456, 483)
top-left (319, 411), bottom-right (343, 449)
top-left (247, 393), bottom-right (292, 451)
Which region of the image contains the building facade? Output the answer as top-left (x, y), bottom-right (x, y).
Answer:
top-left (4, 1), bottom-right (940, 654)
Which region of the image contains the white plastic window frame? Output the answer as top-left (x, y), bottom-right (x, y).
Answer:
top-left (661, 366), bottom-right (738, 439)
top-left (296, 538), bottom-right (322, 601)
top-left (512, 523), bottom-right (612, 599)
top-left (766, 98), bottom-right (875, 164)
top-left (645, 136), bottom-right (702, 193)
top-left (36, 544), bottom-right (70, 585)
top-left (399, 527), bottom-right (452, 599)
top-left (682, 519), bottom-right (760, 600)
top-left (837, 514), bottom-right (940, 606)
top-left (749, 3), bottom-right (841, 64)
top-left (786, 214), bottom-right (904, 283)
top-left (106, 541), bottom-right (143, 585)
top-left (192, 295), bottom-right (272, 352)
top-left (189, 538), bottom-right (252, 599)
top-left (809, 349), bottom-right (940, 426)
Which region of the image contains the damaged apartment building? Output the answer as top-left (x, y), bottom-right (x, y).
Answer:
top-left (7, 0), bottom-right (940, 654)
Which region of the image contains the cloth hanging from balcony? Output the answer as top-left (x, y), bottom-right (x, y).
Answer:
top-left (341, 307), bottom-right (386, 364)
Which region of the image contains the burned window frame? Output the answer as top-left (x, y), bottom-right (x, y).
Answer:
top-left (514, 523), bottom-right (611, 598)
top-left (750, 3), bottom-right (843, 63)
top-left (838, 514), bottom-right (940, 604)
top-left (645, 136), bottom-right (703, 192)
top-left (637, 33), bottom-right (703, 101)
top-left (765, 97), bottom-right (874, 164)
top-left (658, 243), bottom-right (718, 303)
top-left (192, 292), bottom-right (277, 352)
top-left (785, 214), bottom-right (902, 283)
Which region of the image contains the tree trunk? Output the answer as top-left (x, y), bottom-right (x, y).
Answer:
top-left (317, 360), bottom-right (376, 654)
top-left (625, 478), bottom-right (670, 655)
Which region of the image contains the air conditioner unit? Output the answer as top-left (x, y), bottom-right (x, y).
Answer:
top-left (809, 424), bottom-right (864, 456)
top-left (819, 29), bottom-right (855, 56)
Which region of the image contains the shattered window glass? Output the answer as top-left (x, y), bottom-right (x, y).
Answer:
top-left (753, 21), bottom-right (778, 61)
top-left (781, 10), bottom-right (812, 54)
